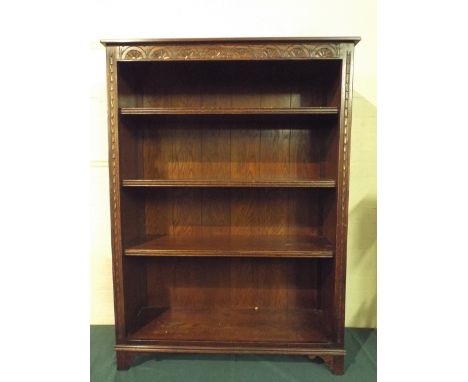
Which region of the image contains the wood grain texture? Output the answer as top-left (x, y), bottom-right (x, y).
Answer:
top-left (201, 128), bottom-right (231, 179)
top-left (201, 189), bottom-right (230, 236)
top-left (120, 107), bottom-right (339, 115)
top-left (122, 179), bottom-right (336, 188)
top-left (171, 189), bottom-right (202, 236)
top-left (259, 128), bottom-right (290, 177)
top-left (230, 128), bottom-right (261, 180)
top-left (125, 234), bottom-right (333, 257)
top-left (172, 258), bottom-right (227, 308)
top-left (142, 189), bottom-right (321, 238)
top-left (104, 38), bottom-right (357, 375)
top-left (142, 126), bottom-right (172, 179)
top-left (170, 126), bottom-right (202, 179)
top-left (119, 60), bottom-right (342, 110)
top-left (129, 307), bottom-right (329, 342)
top-left (121, 114), bottom-right (337, 185)
top-left (145, 257), bottom-right (319, 310)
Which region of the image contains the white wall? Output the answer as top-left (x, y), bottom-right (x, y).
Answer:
top-left (90, 0), bottom-right (376, 327)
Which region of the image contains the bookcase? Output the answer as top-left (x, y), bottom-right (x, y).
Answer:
top-left (101, 37), bottom-right (359, 375)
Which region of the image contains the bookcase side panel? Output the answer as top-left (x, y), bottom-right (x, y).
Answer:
top-left (333, 44), bottom-right (356, 345)
top-left (107, 48), bottom-right (149, 340)
top-left (106, 46), bottom-right (126, 340)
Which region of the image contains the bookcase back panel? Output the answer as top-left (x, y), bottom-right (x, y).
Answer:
top-left (140, 188), bottom-right (322, 237)
top-left (119, 117), bottom-right (339, 181)
top-left (118, 60), bottom-right (342, 109)
top-left (145, 257), bottom-right (318, 310)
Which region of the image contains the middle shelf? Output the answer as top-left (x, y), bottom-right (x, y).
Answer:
top-left (125, 234), bottom-right (334, 258)
top-left (120, 107), bottom-right (339, 116)
top-left (122, 178), bottom-right (336, 188)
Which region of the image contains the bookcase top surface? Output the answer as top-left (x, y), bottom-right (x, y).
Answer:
top-left (100, 37), bottom-right (361, 46)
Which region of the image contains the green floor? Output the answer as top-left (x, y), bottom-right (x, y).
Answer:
top-left (91, 326), bottom-right (376, 382)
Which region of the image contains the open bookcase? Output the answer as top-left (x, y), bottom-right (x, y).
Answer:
top-left (102, 37), bottom-right (359, 375)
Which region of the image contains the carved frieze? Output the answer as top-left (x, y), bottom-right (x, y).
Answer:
top-left (118, 44), bottom-right (340, 60)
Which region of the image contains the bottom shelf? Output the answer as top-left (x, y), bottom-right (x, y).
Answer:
top-left (129, 307), bottom-right (329, 343)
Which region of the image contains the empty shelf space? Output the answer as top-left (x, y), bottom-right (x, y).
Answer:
top-left (129, 307), bottom-right (330, 343)
top-left (120, 107), bottom-right (339, 115)
top-left (125, 234), bottom-right (334, 258)
top-left (122, 178), bottom-right (337, 188)
top-left (118, 60), bottom-right (343, 112)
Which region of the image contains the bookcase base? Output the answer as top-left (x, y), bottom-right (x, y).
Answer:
top-left (116, 346), bottom-right (345, 374)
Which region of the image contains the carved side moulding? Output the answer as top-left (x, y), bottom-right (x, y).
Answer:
top-left (118, 43), bottom-right (341, 61)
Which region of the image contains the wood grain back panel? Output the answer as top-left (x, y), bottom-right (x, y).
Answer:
top-left (172, 258), bottom-right (227, 308)
top-left (119, 60), bottom-right (342, 109)
top-left (143, 188), bottom-right (322, 238)
top-left (201, 127), bottom-right (231, 179)
top-left (170, 124), bottom-right (202, 179)
top-left (230, 125), bottom-right (261, 180)
top-left (171, 189), bottom-right (202, 236)
top-left (259, 128), bottom-right (290, 177)
top-left (146, 257), bottom-right (319, 309)
top-left (201, 189), bottom-right (231, 236)
top-left (259, 189), bottom-right (289, 235)
top-left (230, 189), bottom-right (262, 236)
top-left (121, 117), bottom-right (338, 182)
top-left (144, 188), bottom-right (171, 236)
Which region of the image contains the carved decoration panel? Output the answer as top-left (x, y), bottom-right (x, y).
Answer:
top-left (118, 43), bottom-right (341, 61)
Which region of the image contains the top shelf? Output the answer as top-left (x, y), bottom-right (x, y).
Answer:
top-left (119, 107), bottom-right (339, 116)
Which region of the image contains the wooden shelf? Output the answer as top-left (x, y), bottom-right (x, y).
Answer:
top-left (125, 234), bottom-right (334, 258)
top-left (122, 179), bottom-right (336, 188)
top-left (120, 107), bottom-right (339, 116)
top-left (129, 307), bottom-right (330, 343)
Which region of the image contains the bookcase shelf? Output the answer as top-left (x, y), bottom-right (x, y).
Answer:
top-left (122, 178), bottom-right (337, 188)
top-left (103, 37), bottom-right (358, 375)
top-left (128, 307), bottom-right (330, 343)
top-left (125, 234), bottom-right (334, 258)
top-left (120, 107), bottom-right (339, 115)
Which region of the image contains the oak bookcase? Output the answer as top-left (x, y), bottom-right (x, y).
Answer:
top-left (101, 37), bottom-right (359, 375)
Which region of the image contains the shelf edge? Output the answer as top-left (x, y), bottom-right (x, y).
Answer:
top-left (121, 179), bottom-right (337, 188)
top-left (119, 107), bottom-right (339, 115)
top-left (124, 250), bottom-right (334, 258)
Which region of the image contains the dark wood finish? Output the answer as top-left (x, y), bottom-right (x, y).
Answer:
top-left (119, 115), bottom-right (339, 185)
top-left (120, 107), bottom-right (338, 115)
top-left (116, 351), bottom-right (135, 370)
top-left (103, 37), bottom-right (358, 375)
top-left (129, 307), bottom-right (328, 342)
top-left (308, 354), bottom-right (344, 375)
top-left (122, 179), bottom-right (336, 188)
top-left (117, 60), bottom-right (342, 108)
top-left (125, 233), bottom-right (333, 257)
top-left (101, 37), bottom-right (361, 44)
top-left (140, 256), bottom-right (319, 312)
top-left (321, 355), bottom-right (345, 375)
top-left (116, 343), bottom-right (345, 355)
top-left (136, 188), bottom-right (322, 238)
